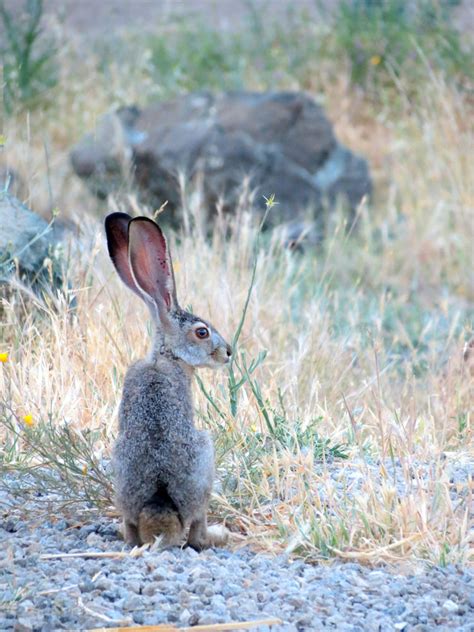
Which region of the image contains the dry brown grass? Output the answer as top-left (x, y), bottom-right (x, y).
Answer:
top-left (0, 20), bottom-right (473, 567)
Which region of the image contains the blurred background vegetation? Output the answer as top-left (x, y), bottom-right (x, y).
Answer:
top-left (1, 0), bottom-right (472, 114)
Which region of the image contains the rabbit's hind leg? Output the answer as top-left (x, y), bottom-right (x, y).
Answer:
top-left (123, 519), bottom-right (140, 546)
top-left (138, 485), bottom-right (184, 548)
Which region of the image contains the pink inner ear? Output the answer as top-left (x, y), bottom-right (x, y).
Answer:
top-left (105, 212), bottom-right (142, 297)
top-left (128, 219), bottom-right (173, 309)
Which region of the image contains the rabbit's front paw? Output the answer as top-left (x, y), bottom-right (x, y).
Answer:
top-left (206, 524), bottom-right (229, 547)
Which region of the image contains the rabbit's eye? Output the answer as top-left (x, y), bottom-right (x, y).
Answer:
top-left (195, 327), bottom-right (210, 340)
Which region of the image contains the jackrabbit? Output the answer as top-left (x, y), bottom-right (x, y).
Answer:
top-left (105, 212), bottom-right (231, 549)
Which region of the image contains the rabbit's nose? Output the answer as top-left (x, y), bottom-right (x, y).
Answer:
top-left (226, 344), bottom-right (232, 358)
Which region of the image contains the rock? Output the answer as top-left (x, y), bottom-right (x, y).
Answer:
top-left (122, 594), bottom-right (143, 611)
top-left (133, 611), bottom-right (145, 624)
top-left (142, 583), bottom-right (157, 597)
top-left (221, 583), bottom-right (241, 598)
top-left (389, 603), bottom-right (407, 616)
top-left (0, 193), bottom-right (63, 289)
top-left (179, 608), bottom-right (192, 625)
top-left (197, 613), bottom-right (223, 626)
top-left (70, 112), bottom-right (133, 200)
top-left (86, 532), bottom-right (103, 547)
top-left (71, 91), bottom-right (371, 228)
top-left (125, 579), bottom-right (142, 594)
top-left (0, 166), bottom-right (27, 201)
top-left (94, 576), bottom-right (113, 591)
top-left (442, 599), bottom-right (460, 613)
top-left (14, 617), bottom-right (36, 632)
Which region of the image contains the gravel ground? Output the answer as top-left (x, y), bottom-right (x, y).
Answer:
top-left (1, 459), bottom-right (473, 632)
top-left (0, 513), bottom-right (472, 632)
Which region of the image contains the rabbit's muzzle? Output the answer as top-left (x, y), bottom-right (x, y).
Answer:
top-left (212, 343), bottom-right (232, 366)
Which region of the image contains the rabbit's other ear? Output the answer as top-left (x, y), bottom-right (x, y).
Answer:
top-left (105, 212), bottom-right (142, 297)
top-left (128, 217), bottom-right (178, 314)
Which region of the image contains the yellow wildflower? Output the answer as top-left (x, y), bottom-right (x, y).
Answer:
top-left (23, 414), bottom-right (34, 427)
top-left (82, 464), bottom-right (88, 475)
top-left (370, 55), bottom-right (382, 66)
top-left (0, 352), bottom-right (9, 363)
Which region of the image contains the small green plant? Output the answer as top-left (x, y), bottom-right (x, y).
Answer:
top-left (144, 16), bottom-right (243, 97)
top-left (328, 0), bottom-right (471, 90)
top-left (198, 195), bottom-right (348, 512)
top-left (439, 541), bottom-right (451, 567)
top-left (254, 396), bottom-right (349, 461)
top-left (0, 403), bottom-right (113, 509)
top-left (141, 9), bottom-right (320, 98)
top-left (0, 0), bottom-right (58, 114)
top-left (0, 583), bottom-right (30, 611)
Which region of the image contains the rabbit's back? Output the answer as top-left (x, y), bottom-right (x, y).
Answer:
top-left (118, 359), bottom-right (195, 433)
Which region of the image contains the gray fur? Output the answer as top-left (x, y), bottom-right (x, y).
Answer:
top-left (105, 213), bottom-right (231, 549)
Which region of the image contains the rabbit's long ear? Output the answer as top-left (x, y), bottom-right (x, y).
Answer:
top-left (104, 212), bottom-right (142, 298)
top-left (128, 217), bottom-right (179, 315)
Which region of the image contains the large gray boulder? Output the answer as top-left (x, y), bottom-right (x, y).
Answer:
top-left (0, 166), bottom-right (27, 201)
top-left (70, 91), bottom-right (371, 225)
top-left (0, 192), bottom-right (62, 288)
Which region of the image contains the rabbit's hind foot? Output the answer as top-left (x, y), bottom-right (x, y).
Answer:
top-left (206, 524), bottom-right (230, 547)
top-left (122, 519), bottom-right (141, 546)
